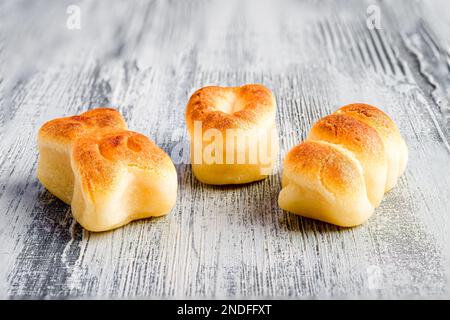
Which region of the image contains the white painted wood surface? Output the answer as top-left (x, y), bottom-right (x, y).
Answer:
top-left (1, 0), bottom-right (450, 298)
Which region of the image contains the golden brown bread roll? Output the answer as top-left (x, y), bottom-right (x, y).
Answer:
top-left (71, 130), bottom-right (177, 232)
top-left (309, 113), bottom-right (387, 207)
top-left (37, 108), bottom-right (127, 204)
top-left (335, 104), bottom-right (408, 191)
top-left (37, 108), bottom-right (177, 232)
top-left (185, 84), bottom-right (279, 184)
top-left (278, 103), bottom-right (408, 227)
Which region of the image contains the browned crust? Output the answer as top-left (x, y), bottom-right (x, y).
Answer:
top-left (185, 84), bottom-right (276, 133)
top-left (335, 103), bottom-right (401, 138)
top-left (284, 141), bottom-right (361, 194)
top-left (71, 130), bottom-right (173, 200)
top-left (308, 113), bottom-right (385, 161)
top-left (38, 108), bottom-right (127, 144)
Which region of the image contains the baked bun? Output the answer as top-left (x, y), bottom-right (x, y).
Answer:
top-left (71, 130), bottom-right (177, 232)
top-left (37, 108), bottom-right (127, 204)
top-left (335, 104), bottom-right (408, 191)
top-left (185, 84), bottom-right (279, 184)
top-left (278, 103), bottom-right (408, 227)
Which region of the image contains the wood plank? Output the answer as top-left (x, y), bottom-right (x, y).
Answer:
top-left (0, 0), bottom-right (449, 298)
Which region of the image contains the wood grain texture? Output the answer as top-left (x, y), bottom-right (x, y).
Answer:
top-left (0, 0), bottom-right (449, 298)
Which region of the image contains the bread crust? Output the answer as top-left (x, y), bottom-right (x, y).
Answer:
top-left (185, 84), bottom-right (276, 133)
top-left (284, 141), bottom-right (363, 196)
top-left (309, 113), bottom-right (385, 161)
top-left (309, 113), bottom-right (387, 206)
top-left (336, 103), bottom-right (408, 190)
top-left (38, 108), bottom-right (127, 144)
top-left (71, 130), bottom-right (175, 200)
top-left (336, 103), bottom-right (398, 135)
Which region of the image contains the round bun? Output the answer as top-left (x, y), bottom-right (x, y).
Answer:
top-left (336, 103), bottom-right (408, 191)
top-left (280, 141), bottom-right (373, 227)
top-left (185, 84), bottom-right (279, 185)
top-left (308, 113), bottom-right (387, 206)
top-left (279, 103), bottom-right (408, 227)
top-left (71, 130), bottom-right (177, 232)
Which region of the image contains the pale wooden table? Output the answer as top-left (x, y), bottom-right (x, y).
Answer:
top-left (1, 0), bottom-right (450, 298)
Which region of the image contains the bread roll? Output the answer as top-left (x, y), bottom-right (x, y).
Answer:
top-left (185, 84), bottom-right (279, 184)
top-left (278, 103), bottom-right (408, 227)
top-left (71, 130), bottom-right (177, 232)
top-left (37, 108), bottom-right (127, 204)
top-left (335, 104), bottom-right (408, 191)
top-left (309, 113), bottom-right (387, 207)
